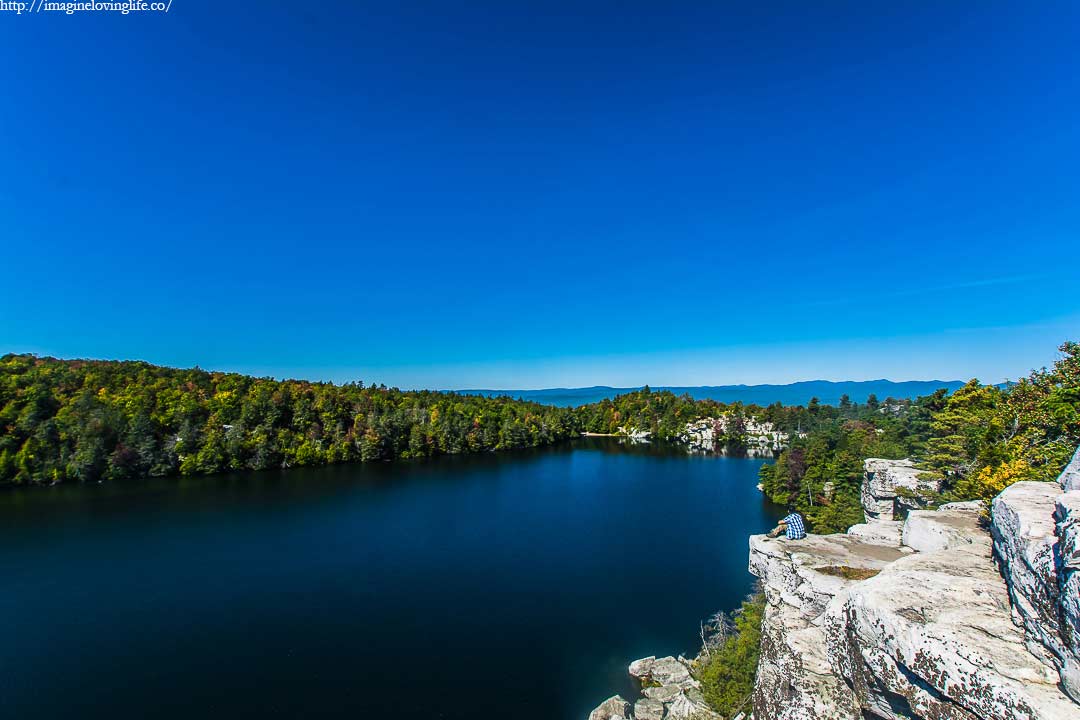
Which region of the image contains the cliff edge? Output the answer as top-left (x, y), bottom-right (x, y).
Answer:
top-left (750, 450), bottom-right (1080, 720)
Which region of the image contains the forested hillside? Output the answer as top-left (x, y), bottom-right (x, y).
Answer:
top-left (0, 354), bottom-right (578, 485)
top-left (759, 341), bottom-right (1080, 532)
top-left (4, 345), bottom-right (1077, 496)
top-left (0, 354), bottom-right (851, 486)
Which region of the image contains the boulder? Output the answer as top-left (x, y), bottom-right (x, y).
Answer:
top-left (1060, 446), bottom-right (1080, 493)
top-left (862, 458), bottom-right (941, 522)
top-left (648, 656), bottom-right (694, 687)
top-left (642, 684), bottom-right (682, 703)
top-left (632, 697), bottom-right (664, 720)
top-left (847, 519), bottom-right (904, 546)
top-left (666, 689), bottom-right (721, 719)
top-left (588, 695), bottom-right (630, 720)
top-left (902, 506), bottom-right (988, 553)
top-left (628, 656), bottom-right (655, 680)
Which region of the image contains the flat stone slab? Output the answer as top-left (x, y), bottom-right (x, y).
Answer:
top-left (649, 656), bottom-right (692, 686)
top-left (750, 532), bottom-right (913, 720)
top-left (902, 507), bottom-right (989, 553)
top-left (826, 541), bottom-right (1078, 720)
top-left (750, 533), bottom-right (912, 619)
top-left (847, 519), bottom-right (903, 546)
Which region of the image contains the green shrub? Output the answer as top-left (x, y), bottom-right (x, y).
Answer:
top-left (695, 592), bottom-right (765, 716)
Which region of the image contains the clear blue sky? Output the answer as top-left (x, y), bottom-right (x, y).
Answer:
top-left (3, 2), bottom-right (1078, 389)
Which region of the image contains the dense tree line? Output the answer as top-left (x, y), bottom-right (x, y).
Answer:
top-left (759, 342), bottom-right (1080, 532)
top-left (5, 344), bottom-right (1077, 497)
top-left (0, 354), bottom-right (578, 485)
top-left (0, 358), bottom-right (802, 487)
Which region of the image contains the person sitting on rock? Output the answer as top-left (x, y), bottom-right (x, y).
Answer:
top-left (767, 507), bottom-right (806, 539)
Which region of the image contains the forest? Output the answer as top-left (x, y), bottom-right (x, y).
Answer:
top-left (0, 354), bottom-right (579, 485)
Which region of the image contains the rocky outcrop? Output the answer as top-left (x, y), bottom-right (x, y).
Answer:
top-left (749, 533), bottom-right (910, 720)
top-left (746, 453), bottom-right (1080, 720)
top-left (590, 451), bottom-right (1080, 720)
top-left (825, 529), bottom-right (1075, 720)
top-left (992, 483), bottom-right (1068, 666)
top-left (861, 458), bottom-right (941, 521)
top-left (1056, 492), bottom-right (1080, 698)
top-left (588, 656), bottom-right (719, 720)
top-left (588, 695), bottom-right (630, 720)
top-left (992, 479), bottom-right (1080, 702)
top-left (617, 427), bottom-right (652, 442)
top-left (679, 417), bottom-right (795, 456)
top-left (1060, 447), bottom-right (1080, 493)
top-left (847, 519), bottom-right (904, 546)
top-left (901, 501), bottom-right (983, 552)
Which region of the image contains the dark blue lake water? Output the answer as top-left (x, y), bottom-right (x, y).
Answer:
top-left (0, 438), bottom-right (783, 719)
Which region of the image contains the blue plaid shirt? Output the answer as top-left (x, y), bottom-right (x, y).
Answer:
top-left (782, 512), bottom-right (806, 539)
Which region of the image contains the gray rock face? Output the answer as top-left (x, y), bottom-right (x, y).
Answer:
top-left (1060, 446), bottom-right (1080, 493)
top-left (748, 533), bottom-right (910, 720)
top-left (648, 656), bottom-right (693, 687)
top-left (631, 697), bottom-right (664, 720)
top-left (601, 655), bottom-right (718, 720)
top-left (940, 500), bottom-right (986, 512)
top-left (665, 689), bottom-right (721, 719)
top-left (902, 505), bottom-right (985, 553)
top-left (991, 481), bottom-right (1073, 683)
top-left (825, 535), bottom-right (1077, 720)
top-left (847, 519), bottom-right (904, 546)
top-left (862, 458), bottom-right (941, 521)
top-left (588, 695), bottom-right (630, 720)
top-left (627, 656), bottom-right (655, 680)
top-left (1055, 492), bottom-right (1080, 700)
top-left (591, 448), bottom-right (1080, 720)
top-left (745, 455), bottom-right (1080, 720)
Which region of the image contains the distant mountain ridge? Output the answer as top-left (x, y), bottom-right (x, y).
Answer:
top-left (459, 379), bottom-right (968, 408)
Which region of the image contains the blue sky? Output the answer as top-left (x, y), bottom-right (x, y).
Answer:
top-left (2, 2), bottom-right (1078, 389)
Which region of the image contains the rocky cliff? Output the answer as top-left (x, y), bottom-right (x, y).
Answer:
top-left (749, 450), bottom-right (1080, 720)
top-left (679, 417), bottom-right (796, 456)
top-left (587, 655), bottom-right (723, 720)
top-left (588, 448), bottom-right (1080, 720)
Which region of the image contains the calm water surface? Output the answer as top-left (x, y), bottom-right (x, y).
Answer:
top-left (1, 438), bottom-right (783, 719)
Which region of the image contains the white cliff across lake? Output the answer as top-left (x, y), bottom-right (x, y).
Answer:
top-left (678, 417), bottom-right (798, 455)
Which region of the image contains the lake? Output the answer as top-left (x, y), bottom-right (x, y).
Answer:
top-left (0, 438), bottom-right (783, 719)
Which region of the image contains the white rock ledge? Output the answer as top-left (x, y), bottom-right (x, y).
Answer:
top-left (749, 452), bottom-right (1080, 719)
